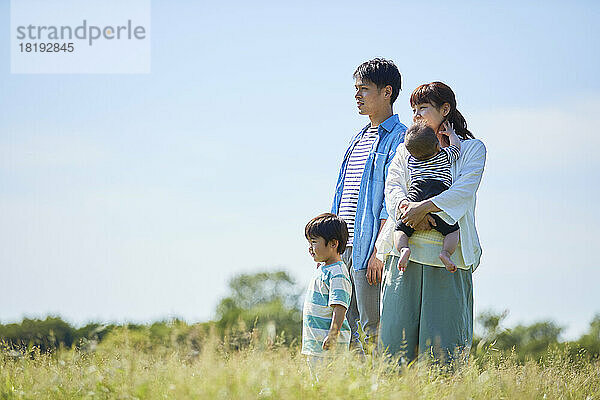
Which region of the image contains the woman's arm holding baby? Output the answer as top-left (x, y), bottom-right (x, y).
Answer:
top-left (400, 200), bottom-right (442, 227)
top-left (401, 140), bottom-right (486, 227)
top-left (400, 122), bottom-right (459, 227)
top-left (385, 148), bottom-right (409, 219)
top-left (432, 139), bottom-right (486, 222)
top-left (386, 146), bottom-right (436, 230)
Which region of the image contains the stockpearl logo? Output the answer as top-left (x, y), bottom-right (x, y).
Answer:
top-left (11, 0), bottom-right (151, 74)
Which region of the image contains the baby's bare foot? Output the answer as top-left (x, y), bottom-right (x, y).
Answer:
top-left (439, 250), bottom-right (457, 272)
top-left (398, 248), bottom-right (411, 272)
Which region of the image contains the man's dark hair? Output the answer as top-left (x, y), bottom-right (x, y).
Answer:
top-left (404, 123), bottom-right (439, 160)
top-left (305, 213), bottom-right (349, 254)
top-left (353, 58), bottom-right (402, 105)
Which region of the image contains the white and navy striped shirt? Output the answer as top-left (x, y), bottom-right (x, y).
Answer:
top-left (407, 144), bottom-right (461, 187)
top-left (338, 126), bottom-right (378, 245)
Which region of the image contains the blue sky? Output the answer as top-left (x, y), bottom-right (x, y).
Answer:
top-left (1, 0), bottom-right (599, 339)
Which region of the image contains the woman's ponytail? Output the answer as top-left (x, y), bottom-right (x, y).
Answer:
top-left (447, 108), bottom-right (474, 139)
top-left (410, 82), bottom-right (474, 140)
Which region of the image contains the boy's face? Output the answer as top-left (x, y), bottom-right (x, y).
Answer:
top-left (308, 236), bottom-right (338, 264)
top-left (355, 78), bottom-right (391, 116)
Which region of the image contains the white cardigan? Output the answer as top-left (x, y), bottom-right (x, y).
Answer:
top-left (376, 139), bottom-right (487, 271)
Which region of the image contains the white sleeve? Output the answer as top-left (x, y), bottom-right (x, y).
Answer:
top-left (432, 140), bottom-right (486, 222)
top-left (384, 144), bottom-right (409, 221)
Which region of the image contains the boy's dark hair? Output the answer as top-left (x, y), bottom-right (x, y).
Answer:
top-left (305, 213), bottom-right (349, 254)
top-left (353, 58), bottom-right (402, 105)
top-left (405, 123), bottom-right (439, 160)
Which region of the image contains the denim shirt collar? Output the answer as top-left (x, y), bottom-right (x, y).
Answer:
top-left (362, 114), bottom-right (401, 136)
top-left (379, 114), bottom-right (400, 132)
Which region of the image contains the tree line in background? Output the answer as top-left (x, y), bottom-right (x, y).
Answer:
top-left (1, 270), bottom-right (599, 362)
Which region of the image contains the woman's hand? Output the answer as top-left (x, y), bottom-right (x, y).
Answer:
top-left (414, 215), bottom-right (436, 231)
top-left (396, 199), bottom-right (409, 219)
top-left (398, 199), bottom-right (436, 230)
top-left (401, 200), bottom-right (441, 229)
top-left (400, 201), bottom-right (429, 228)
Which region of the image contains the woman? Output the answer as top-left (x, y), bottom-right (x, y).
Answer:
top-left (376, 82), bottom-right (486, 365)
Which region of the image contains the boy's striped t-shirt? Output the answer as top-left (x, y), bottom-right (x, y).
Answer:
top-left (301, 261), bottom-right (352, 356)
top-left (338, 126), bottom-right (379, 245)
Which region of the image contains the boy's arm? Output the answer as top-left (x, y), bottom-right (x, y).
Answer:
top-left (448, 130), bottom-right (460, 149)
top-left (322, 305), bottom-right (347, 350)
top-left (445, 121), bottom-right (461, 148)
top-left (440, 121), bottom-right (461, 155)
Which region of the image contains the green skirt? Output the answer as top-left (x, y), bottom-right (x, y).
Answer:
top-left (379, 256), bottom-right (473, 365)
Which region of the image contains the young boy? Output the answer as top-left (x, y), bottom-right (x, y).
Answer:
top-left (395, 121), bottom-right (461, 272)
top-left (302, 213), bottom-right (352, 374)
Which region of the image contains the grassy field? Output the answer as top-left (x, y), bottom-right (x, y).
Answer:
top-left (2, 332), bottom-right (599, 399)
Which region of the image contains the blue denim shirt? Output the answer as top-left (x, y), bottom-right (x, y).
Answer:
top-left (331, 114), bottom-right (406, 271)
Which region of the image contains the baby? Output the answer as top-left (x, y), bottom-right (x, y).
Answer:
top-left (395, 121), bottom-right (461, 272)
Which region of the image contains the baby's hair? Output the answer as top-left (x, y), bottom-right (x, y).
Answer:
top-left (405, 123), bottom-right (439, 160)
top-left (305, 213), bottom-right (349, 254)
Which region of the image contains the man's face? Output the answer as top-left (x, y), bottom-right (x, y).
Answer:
top-left (354, 78), bottom-right (390, 116)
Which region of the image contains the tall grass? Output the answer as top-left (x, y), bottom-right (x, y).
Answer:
top-left (1, 329), bottom-right (599, 399)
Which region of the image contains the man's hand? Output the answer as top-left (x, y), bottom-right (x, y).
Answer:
top-left (366, 254), bottom-right (383, 285)
top-left (365, 219), bottom-right (386, 285)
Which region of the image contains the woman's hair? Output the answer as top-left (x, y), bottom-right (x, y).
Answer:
top-left (410, 82), bottom-right (474, 139)
top-left (305, 213), bottom-right (349, 254)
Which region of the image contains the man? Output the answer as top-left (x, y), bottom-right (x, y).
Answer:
top-left (331, 58), bottom-right (407, 350)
